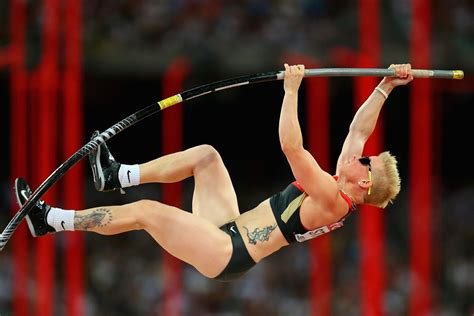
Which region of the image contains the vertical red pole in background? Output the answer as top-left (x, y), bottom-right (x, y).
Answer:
top-left (8, 1), bottom-right (29, 315)
top-left (409, 0), bottom-right (432, 314)
top-left (161, 58), bottom-right (190, 316)
top-left (284, 53), bottom-right (332, 316)
top-left (34, 1), bottom-right (60, 315)
top-left (357, 1), bottom-right (385, 315)
top-left (307, 65), bottom-right (331, 316)
top-left (63, 1), bottom-right (85, 315)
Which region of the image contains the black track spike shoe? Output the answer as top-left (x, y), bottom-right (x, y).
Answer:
top-left (89, 130), bottom-right (123, 193)
top-left (15, 178), bottom-right (55, 237)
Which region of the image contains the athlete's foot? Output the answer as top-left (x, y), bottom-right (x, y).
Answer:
top-left (89, 130), bottom-right (123, 193)
top-left (15, 178), bottom-right (56, 237)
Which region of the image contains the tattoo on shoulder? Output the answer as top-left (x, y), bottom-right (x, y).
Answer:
top-left (243, 224), bottom-right (277, 245)
top-left (74, 208), bottom-right (113, 230)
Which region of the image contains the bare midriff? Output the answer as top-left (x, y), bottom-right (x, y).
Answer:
top-left (234, 199), bottom-right (289, 263)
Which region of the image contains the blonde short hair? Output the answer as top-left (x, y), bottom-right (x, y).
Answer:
top-left (368, 151), bottom-right (401, 208)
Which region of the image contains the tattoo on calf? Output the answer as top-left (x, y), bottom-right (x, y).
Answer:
top-left (243, 224), bottom-right (277, 245)
top-left (74, 208), bottom-right (113, 230)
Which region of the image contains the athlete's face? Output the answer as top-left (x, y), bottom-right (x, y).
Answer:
top-left (343, 155), bottom-right (377, 188)
top-left (358, 156), bottom-right (372, 195)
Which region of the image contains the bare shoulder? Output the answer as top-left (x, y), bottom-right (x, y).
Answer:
top-left (300, 191), bottom-right (350, 229)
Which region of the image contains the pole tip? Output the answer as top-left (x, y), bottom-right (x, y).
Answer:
top-left (453, 70), bottom-right (464, 79)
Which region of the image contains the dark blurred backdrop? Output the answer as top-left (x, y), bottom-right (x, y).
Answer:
top-left (0, 1), bottom-right (473, 316)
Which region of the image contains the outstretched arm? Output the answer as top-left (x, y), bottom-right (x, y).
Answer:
top-left (279, 64), bottom-right (336, 198)
top-left (336, 64), bottom-right (414, 170)
top-left (279, 64), bottom-right (305, 151)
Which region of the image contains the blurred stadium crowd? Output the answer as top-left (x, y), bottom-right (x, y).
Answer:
top-left (0, 0), bottom-right (473, 315)
top-left (71, 0), bottom-right (469, 74)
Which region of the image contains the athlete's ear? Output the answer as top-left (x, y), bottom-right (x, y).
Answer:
top-left (358, 179), bottom-right (372, 189)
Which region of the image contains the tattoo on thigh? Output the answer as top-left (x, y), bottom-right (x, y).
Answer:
top-left (75, 208), bottom-right (113, 230)
top-left (243, 224), bottom-right (277, 245)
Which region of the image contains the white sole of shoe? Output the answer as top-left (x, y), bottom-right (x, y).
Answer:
top-left (15, 178), bottom-right (38, 238)
top-left (91, 143), bottom-right (106, 191)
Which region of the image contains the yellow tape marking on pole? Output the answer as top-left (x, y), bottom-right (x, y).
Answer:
top-left (157, 94), bottom-right (183, 110)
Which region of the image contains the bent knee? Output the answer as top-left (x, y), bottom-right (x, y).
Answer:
top-left (194, 144), bottom-right (223, 167)
top-left (127, 199), bottom-right (162, 230)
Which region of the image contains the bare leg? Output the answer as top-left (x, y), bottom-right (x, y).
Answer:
top-left (139, 145), bottom-right (240, 226)
top-left (74, 199), bottom-right (232, 278)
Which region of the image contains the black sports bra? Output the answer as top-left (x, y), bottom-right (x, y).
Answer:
top-left (269, 180), bottom-right (357, 243)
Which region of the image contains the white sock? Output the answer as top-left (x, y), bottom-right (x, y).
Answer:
top-left (118, 164), bottom-right (140, 188)
top-left (47, 207), bottom-right (75, 232)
